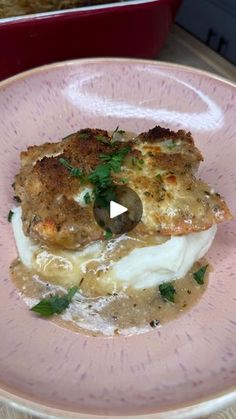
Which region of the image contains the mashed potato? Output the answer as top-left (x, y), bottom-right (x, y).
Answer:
top-left (12, 206), bottom-right (217, 290)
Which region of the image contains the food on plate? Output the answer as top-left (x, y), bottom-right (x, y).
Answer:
top-left (9, 126), bottom-right (232, 336)
top-left (0, 0), bottom-right (123, 18)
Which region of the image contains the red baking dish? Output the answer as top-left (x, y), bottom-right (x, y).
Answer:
top-left (0, 0), bottom-right (181, 81)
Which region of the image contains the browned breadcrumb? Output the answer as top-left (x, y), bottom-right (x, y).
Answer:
top-left (14, 126), bottom-right (233, 249)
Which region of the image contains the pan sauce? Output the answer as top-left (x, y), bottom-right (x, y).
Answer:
top-left (10, 233), bottom-right (209, 336)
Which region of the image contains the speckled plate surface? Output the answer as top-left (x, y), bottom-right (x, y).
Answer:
top-left (0, 58), bottom-right (236, 419)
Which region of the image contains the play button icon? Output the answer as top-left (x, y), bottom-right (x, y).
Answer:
top-left (93, 185), bottom-right (143, 235)
top-left (110, 201), bottom-right (128, 219)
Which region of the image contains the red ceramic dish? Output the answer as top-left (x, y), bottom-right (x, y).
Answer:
top-left (0, 0), bottom-right (181, 81)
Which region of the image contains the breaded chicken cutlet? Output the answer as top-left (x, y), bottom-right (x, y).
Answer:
top-left (13, 126), bottom-right (232, 250)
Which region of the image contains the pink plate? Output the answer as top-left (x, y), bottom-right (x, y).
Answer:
top-left (0, 58), bottom-right (236, 418)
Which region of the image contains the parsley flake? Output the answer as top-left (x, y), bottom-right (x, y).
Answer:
top-left (87, 162), bottom-right (111, 187)
top-left (112, 126), bottom-right (125, 137)
top-left (119, 177), bottom-right (129, 184)
top-left (8, 210), bottom-right (14, 223)
top-left (100, 146), bottom-right (131, 173)
top-left (79, 132), bottom-right (90, 140)
top-left (131, 157), bottom-right (144, 170)
top-left (193, 265), bottom-right (208, 285)
top-left (30, 286), bottom-right (78, 317)
top-left (165, 139), bottom-right (176, 150)
top-left (84, 192), bottom-right (91, 204)
top-left (59, 146), bottom-right (130, 209)
top-left (59, 158), bottom-right (84, 180)
top-left (156, 174), bottom-right (163, 182)
top-left (104, 230), bottom-right (113, 240)
top-left (95, 185), bottom-right (116, 208)
top-left (87, 146), bottom-right (131, 208)
top-left (159, 282), bottom-right (176, 302)
top-left (96, 135), bottom-right (110, 145)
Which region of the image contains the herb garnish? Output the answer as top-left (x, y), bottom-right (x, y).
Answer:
top-left (112, 126), bottom-right (125, 138)
top-left (88, 146), bottom-right (131, 207)
top-left (156, 174), bottom-right (163, 182)
top-left (87, 161), bottom-right (111, 187)
top-left (59, 158), bottom-right (84, 180)
top-left (84, 192), bottom-right (91, 204)
top-left (131, 157), bottom-right (144, 170)
top-left (79, 132), bottom-right (90, 140)
top-left (87, 163), bottom-right (115, 207)
top-left (96, 135), bottom-right (110, 145)
top-left (96, 185), bottom-right (116, 208)
top-left (99, 146), bottom-right (131, 172)
top-left (159, 282), bottom-right (176, 302)
top-left (8, 210), bottom-right (14, 223)
top-left (165, 139), bottom-right (176, 150)
top-left (119, 177), bottom-right (129, 184)
top-left (30, 286), bottom-right (78, 317)
top-left (60, 146), bottom-right (130, 209)
top-left (193, 265), bottom-right (208, 285)
top-left (104, 229), bottom-right (113, 240)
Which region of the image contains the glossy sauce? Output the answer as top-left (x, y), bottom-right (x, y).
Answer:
top-left (10, 241), bottom-right (209, 337)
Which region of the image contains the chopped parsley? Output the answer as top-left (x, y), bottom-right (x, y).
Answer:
top-left (131, 157), bottom-right (144, 170)
top-left (59, 146), bottom-right (130, 209)
top-left (159, 282), bottom-right (176, 302)
top-left (87, 163), bottom-right (115, 207)
top-left (96, 135), bottom-right (110, 145)
top-left (119, 177), bottom-right (129, 184)
top-left (156, 174), bottom-right (163, 182)
top-left (104, 229), bottom-right (113, 240)
top-left (99, 146), bottom-right (131, 173)
top-left (79, 132), bottom-right (90, 140)
top-left (84, 192), bottom-right (91, 204)
top-left (30, 286), bottom-right (78, 317)
top-left (88, 146), bottom-right (131, 208)
top-left (112, 126), bottom-right (125, 138)
top-left (87, 161), bottom-right (111, 187)
top-left (8, 210), bottom-right (14, 223)
top-left (193, 265), bottom-right (208, 285)
top-left (59, 158), bottom-right (84, 180)
top-left (95, 185), bottom-right (116, 208)
top-left (164, 139), bottom-right (176, 150)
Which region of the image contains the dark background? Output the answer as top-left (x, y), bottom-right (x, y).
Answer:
top-left (176, 0), bottom-right (236, 65)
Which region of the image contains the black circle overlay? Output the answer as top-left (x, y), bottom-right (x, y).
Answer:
top-left (93, 186), bottom-right (143, 235)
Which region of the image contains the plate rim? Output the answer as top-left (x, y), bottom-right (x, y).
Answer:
top-left (1, 382), bottom-right (236, 418)
top-left (0, 57), bottom-right (236, 90)
top-left (1, 57), bottom-right (236, 418)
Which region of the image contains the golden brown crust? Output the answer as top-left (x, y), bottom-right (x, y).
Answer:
top-left (14, 129), bottom-right (136, 249)
top-left (14, 126), bottom-right (233, 249)
top-left (138, 126), bottom-right (194, 143)
top-left (135, 125), bottom-right (203, 170)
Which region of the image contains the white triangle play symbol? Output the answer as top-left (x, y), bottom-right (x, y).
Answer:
top-left (110, 201), bottom-right (128, 219)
